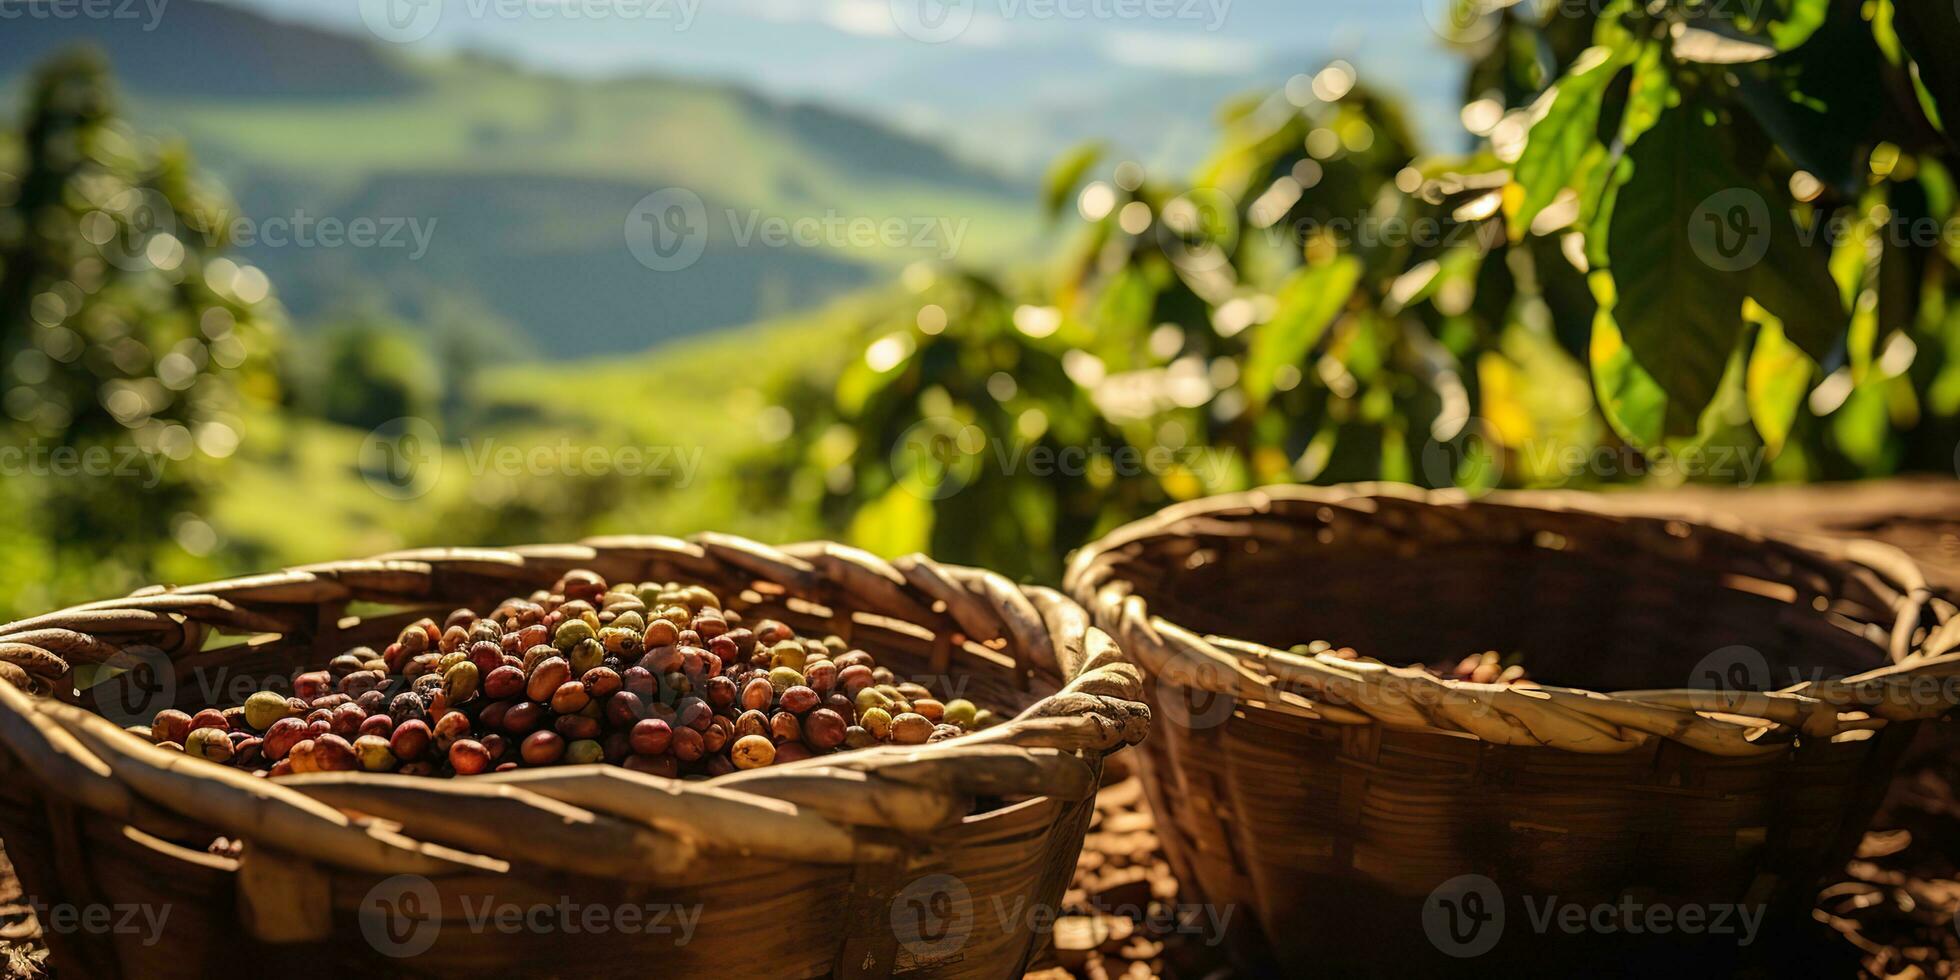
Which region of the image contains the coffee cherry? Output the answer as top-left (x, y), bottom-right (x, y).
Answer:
top-left (942, 699), bottom-right (978, 728)
top-left (359, 714), bottom-right (395, 739)
top-left (629, 718), bottom-right (672, 756)
top-left (838, 665), bottom-right (875, 696)
top-left (768, 666), bottom-right (804, 694)
top-left (355, 735), bottom-right (397, 772)
top-left (262, 717), bottom-right (308, 760)
top-left (295, 671), bottom-right (333, 701)
top-left (582, 667), bottom-right (622, 700)
top-left (774, 743), bottom-right (814, 765)
top-left (731, 735), bottom-right (775, 770)
top-left (483, 664), bottom-right (526, 700)
top-left (671, 726), bottom-right (704, 763)
top-left (803, 661), bottom-right (838, 695)
top-left (243, 691), bottom-right (293, 731)
top-left (504, 701), bottom-right (546, 735)
top-left (890, 713), bottom-right (932, 745)
top-left (603, 690), bottom-right (646, 727)
top-left (843, 726), bottom-right (877, 750)
top-left (383, 719), bottom-right (428, 759)
top-left (779, 686), bottom-right (819, 715)
top-left (190, 708), bottom-right (230, 733)
top-left (450, 739), bottom-right (492, 776)
top-left (522, 730), bottom-right (566, 765)
top-left (677, 697), bottom-right (714, 732)
top-left (564, 740), bottom-right (605, 766)
top-left (555, 714), bottom-right (602, 741)
top-left (311, 733), bottom-right (359, 772)
top-left (551, 681), bottom-right (590, 715)
top-left (389, 692), bottom-right (429, 726)
top-left (803, 708), bottom-right (847, 750)
top-left (526, 657), bottom-right (571, 703)
top-left (331, 703), bottom-right (366, 739)
top-left (703, 675), bottom-right (737, 710)
top-left (185, 727), bottom-right (234, 763)
top-left (769, 711), bottom-right (801, 744)
top-left (859, 707), bottom-right (893, 740)
top-left (734, 710), bottom-right (769, 741)
top-left (740, 677), bottom-right (774, 712)
top-left (913, 699), bottom-right (945, 724)
top-left (431, 711), bottom-right (472, 752)
top-left (151, 709), bottom-right (193, 745)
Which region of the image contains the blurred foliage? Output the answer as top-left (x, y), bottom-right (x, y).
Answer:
top-left (775, 0), bottom-right (1960, 579)
top-left (0, 50), bottom-right (281, 615)
top-left (10, 5), bottom-right (1960, 619)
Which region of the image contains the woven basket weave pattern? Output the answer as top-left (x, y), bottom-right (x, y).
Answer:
top-left (1066, 484), bottom-right (1959, 968)
top-left (0, 534), bottom-right (1149, 978)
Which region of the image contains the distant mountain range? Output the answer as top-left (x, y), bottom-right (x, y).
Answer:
top-left (0, 0), bottom-right (1037, 355)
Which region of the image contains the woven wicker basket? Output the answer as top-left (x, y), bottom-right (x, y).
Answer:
top-left (1066, 484), bottom-right (1960, 972)
top-left (0, 534), bottom-right (1149, 978)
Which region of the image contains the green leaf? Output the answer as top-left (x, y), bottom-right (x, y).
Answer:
top-left (1744, 312), bottom-right (1810, 456)
top-left (1507, 46), bottom-right (1627, 240)
top-left (1603, 97), bottom-right (1751, 435)
top-left (1893, 0), bottom-right (1960, 135)
top-left (1041, 141), bottom-right (1105, 221)
top-left (1748, 201), bottom-right (1846, 361)
top-left (1590, 286), bottom-right (1670, 449)
top-left (1761, 0), bottom-right (1831, 49)
top-left (1243, 257), bottom-right (1361, 408)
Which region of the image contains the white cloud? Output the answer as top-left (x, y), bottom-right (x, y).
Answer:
top-left (1098, 30), bottom-right (1257, 74)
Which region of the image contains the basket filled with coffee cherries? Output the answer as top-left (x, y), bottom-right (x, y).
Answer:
top-left (0, 537), bottom-right (1148, 978)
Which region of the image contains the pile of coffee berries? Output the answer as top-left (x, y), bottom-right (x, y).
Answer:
top-left (142, 571), bottom-right (996, 779)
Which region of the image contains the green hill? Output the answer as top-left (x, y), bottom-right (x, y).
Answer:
top-left (0, 0), bottom-right (1037, 356)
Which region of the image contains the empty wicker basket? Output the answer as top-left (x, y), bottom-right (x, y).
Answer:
top-left (0, 535), bottom-right (1148, 978)
top-left (1066, 484), bottom-right (1960, 972)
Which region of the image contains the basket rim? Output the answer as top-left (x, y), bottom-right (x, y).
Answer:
top-left (1064, 482), bottom-right (1960, 756)
top-left (0, 533), bottom-right (1150, 882)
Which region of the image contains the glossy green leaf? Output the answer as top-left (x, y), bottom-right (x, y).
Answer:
top-left (1507, 46), bottom-right (1627, 240)
top-left (1603, 98), bottom-right (1751, 435)
top-left (1744, 312), bottom-right (1810, 456)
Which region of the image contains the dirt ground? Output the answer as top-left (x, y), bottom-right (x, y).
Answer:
top-left (4, 479), bottom-right (1957, 978)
